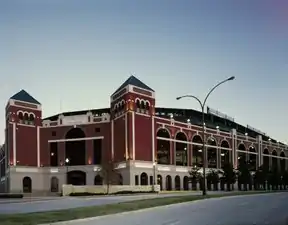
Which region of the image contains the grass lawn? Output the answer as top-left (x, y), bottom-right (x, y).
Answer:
top-left (0, 190), bottom-right (283, 225)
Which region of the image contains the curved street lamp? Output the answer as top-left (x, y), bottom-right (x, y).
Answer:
top-left (176, 76), bottom-right (235, 196)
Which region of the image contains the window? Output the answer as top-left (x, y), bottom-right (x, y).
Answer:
top-left (95, 128), bottom-right (100, 133)
top-left (93, 139), bottom-right (102, 164)
top-left (52, 131), bottom-right (56, 136)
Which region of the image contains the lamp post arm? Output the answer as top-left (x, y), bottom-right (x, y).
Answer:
top-left (176, 95), bottom-right (203, 109)
top-left (203, 77), bottom-right (234, 109)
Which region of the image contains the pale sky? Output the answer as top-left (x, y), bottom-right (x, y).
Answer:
top-left (1, 0), bottom-right (287, 144)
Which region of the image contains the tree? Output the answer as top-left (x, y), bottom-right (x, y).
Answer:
top-left (237, 159), bottom-right (251, 191)
top-left (100, 160), bottom-right (121, 194)
top-left (220, 163), bottom-right (236, 191)
top-left (207, 169), bottom-right (220, 191)
top-left (189, 166), bottom-right (202, 190)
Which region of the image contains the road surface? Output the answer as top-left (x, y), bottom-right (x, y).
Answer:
top-left (47, 192), bottom-right (288, 225)
top-left (0, 191), bottom-right (224, 214)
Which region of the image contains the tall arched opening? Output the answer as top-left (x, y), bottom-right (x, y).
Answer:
top-left (237, 143), bottom-right (246, 166)
top-left (263, 149), bottom-right (270, 170)
top-left (175, 132), bottom-right (188, 166)
top-left (271, 150), bottom-right (278, 170)
top-left (207, 138), bottom-right (217, 168)
top-left (156, 129), bottom-right (170, 164)
top-left (192, 135), bottom-right (203, 167)
top-left (280, 152), bottom-right (286, 172)
top-left (65, 128), bottom-right (86, 166)
top-left (175, 176), bottom-right (181, 190)
top-left (67, 170), bottom-right (86, 185)
top-left (220, 140), bottom-right (230, 168)
top-left (248, 146), bottom-right (257, 171)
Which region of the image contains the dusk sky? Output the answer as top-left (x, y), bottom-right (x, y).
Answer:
top-left (0, 0), bottom-right (287, 144)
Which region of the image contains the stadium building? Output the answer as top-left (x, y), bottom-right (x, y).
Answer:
top-left (0, 75), bottom-right (287, 194)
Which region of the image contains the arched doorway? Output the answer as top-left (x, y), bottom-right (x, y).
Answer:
top-left (192, 135), bottom-right (203, 167)
top-left (166, 175), bottom-right (172, 190)
top-left (248, 146), bottom-right (257, 171)
top-left (50, 177), bottom-right (59, 192)
top-left (156, 129), bottom-right (170, 164)
top-left (272, 150), bottom-right (278, 170)
top-left (67, 170), bottom-right (86, 185)
top-left (280, 152), bottom-right (286, 172)
top-left (183, 176), bottom-right (189, 190)
top-left (175, 132), bottom-right (188, 166)
top-left (157, 175), bottom-right (163, 190)
top-left (237, 143), bottom-right (246, 166)
top-left (94, 175), bottom-right (103, 185)
top-left (65, 128), bottom-right (86, 166)
top-left (263, 149), bottom-right (270, 170)
top-left (23, 177), bottom-right (32, 193)
top-left (220, 140), bottom-right (230, 168)
top-left (207, 138), bottom-right (217, 168)
top-left (140, 173), bottom-right (148, 185)
top-left (175, 175), bottom-right (181, 190)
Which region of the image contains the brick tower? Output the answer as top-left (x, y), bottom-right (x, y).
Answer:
top-left (110, 76), bottom-right (155, 163)
top-left (5, 90), bottom-right (42, 167)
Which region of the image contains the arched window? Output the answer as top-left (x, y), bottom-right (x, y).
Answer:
top-left (145, 101), bottom-right (150, 111)
top-left (140, 100), bottom-right (145, 109)
top-left (136, 99), bottom-right (141, 109)
top-left (23, 113), bottom-right (29, 123)
top-left (29, 114), bottom-right (35, 124)
top-left (248, 146), bottom-right (257, 171)
top-left (263, 149), bottom-right (269, 170)
top-left (18, 112), bottom-right (23, 122)
top-left (280, 152), bottom-right (286, 172)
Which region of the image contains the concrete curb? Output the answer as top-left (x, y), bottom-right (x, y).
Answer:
top-left (39, 192), bottom-right (284, 225)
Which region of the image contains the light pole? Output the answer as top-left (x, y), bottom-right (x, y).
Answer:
top-left (153, 161), bottom-right (157, 191)
top-left (65, 158), bottom-right (69, 184)
top-left (176, 76), bottom-right (235, 196)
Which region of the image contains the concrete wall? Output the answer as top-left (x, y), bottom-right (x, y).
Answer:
top-left (62, 184), bottom-right (160, 196)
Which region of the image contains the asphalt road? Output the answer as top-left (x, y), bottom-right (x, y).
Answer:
top-left (0, 191), bottom-right (224, 214)
top-left (49, 192), bottom-right (288, 225)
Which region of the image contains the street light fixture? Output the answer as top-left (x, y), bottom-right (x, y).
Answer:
top-left (65, 158), bottom-right (69, 184)
top-left (176, 76), bottom-right (235, 196)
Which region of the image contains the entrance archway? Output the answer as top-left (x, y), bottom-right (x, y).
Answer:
top-left (175, 175), bottom-right (181, 190)
top-left (183, 176), bottom-right (189, 190)
top-left (140, 173), bottom-right (148, 185)
top-left (65, 128), bottom-right (86, 166)
top-left (67, 170), bottom-right (86, 185)
top-left (166, 175), bottom-right (172, 190)
top-left (50, 177), bottom-right (59, 192)
top-left (156, 129), bottom-right (170, 164)
top-left (23, 177), bottom-right (32, 193)
top-left (175, 132), bottom-right (188, 166)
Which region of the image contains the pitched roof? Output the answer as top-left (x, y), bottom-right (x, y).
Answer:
top-left (10, 89), bottom-right (41, 105)
top-left (112, 75), bottom-right (154, 95)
